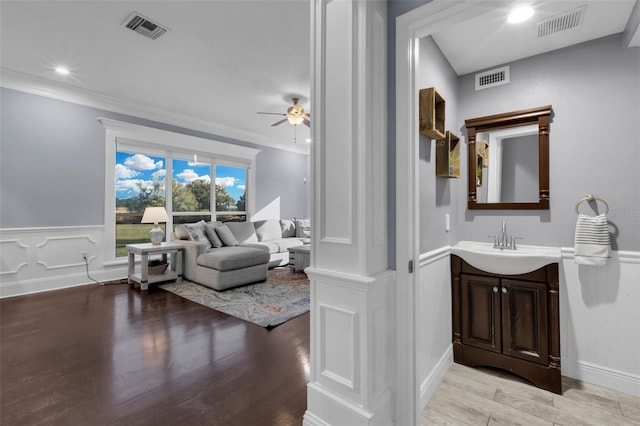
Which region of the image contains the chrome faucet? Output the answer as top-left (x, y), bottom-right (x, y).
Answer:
top-left (491, 221), bottom-right (521, 250)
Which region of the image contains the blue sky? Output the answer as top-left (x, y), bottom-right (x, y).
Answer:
top-left (115, 152), bottom-right (246, 201)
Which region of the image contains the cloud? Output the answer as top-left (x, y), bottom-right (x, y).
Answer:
top-left (237, 184), bottom-right (246, 191)
top-left (115, 179), bottom-right (144, 194)
top-left (124, 154), bottom-right (163, 170)
top-left (152, 169), bottom-right (166, 180)
top-left (115, 164), bottom-right (138, 179)
top-left (216, 176), bottom-right (236, 187)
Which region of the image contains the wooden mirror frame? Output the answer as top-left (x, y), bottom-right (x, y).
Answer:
top-left (465, 105), bottom-right (552, 210)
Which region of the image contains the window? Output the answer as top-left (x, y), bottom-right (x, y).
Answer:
top-left (101, 118), bottom-right (259, 262)
top-left (115, 150), bottom-right (166, 257)
top-left (215, 164), bottom-right (247, 222)
top-left (172, 158), bottom-right (212, 226)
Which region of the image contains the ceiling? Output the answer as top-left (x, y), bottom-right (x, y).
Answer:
top-left (1, 1), bottom-right (638, 155)
top-left (432, 0), bottom-right (639, 76)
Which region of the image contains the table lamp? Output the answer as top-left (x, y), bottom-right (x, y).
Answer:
top-left (141, 207), bottom-right (169, 245)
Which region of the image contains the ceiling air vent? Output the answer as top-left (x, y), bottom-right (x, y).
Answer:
top-left (124, 12), bottom-right (169, 40)
top-left (475, 66), bottom-right (510, 91)
top-left (538, 6), bottom-right (586, 38)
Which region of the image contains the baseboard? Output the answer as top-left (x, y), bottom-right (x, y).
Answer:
top-left (420, 344), bottom-right (453, 409)
top-left (562, 358), bottom-right (640, 397)
top-left (0, 268), bottom-right (127, 298)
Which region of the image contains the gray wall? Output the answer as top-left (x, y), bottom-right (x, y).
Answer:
top-left (417, 36), bottom-right (461, 252)
top-left (457, 34), bottom-right (640, 251)
top-left (0, 88), bottom-right (310, 228)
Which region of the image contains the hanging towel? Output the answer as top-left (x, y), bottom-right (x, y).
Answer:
top-left (574, 213), bottom-right (611, 265)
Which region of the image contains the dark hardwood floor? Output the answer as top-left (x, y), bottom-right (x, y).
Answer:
top-left (1, 281), bottom-right (310, 426)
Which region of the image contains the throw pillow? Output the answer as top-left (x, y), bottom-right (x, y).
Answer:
top-left (215, 224), bottom-right (239, 246)
top-left (296, 218), bottom-right (311, 239)
top-left (174, 224), bottom-right (191, 240)
top-left (280, 219), bottom-right (297, 238)
top-left (204, 222), bottom-right (224, 248)
top-left (184, 221), bottom-right (212, 249)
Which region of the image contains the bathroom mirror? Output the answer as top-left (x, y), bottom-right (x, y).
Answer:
top-left (465, 105), bottom-right (552, 210)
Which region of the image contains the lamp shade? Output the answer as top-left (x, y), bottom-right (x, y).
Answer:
top-left (141, 207), bottom-right (168, 224)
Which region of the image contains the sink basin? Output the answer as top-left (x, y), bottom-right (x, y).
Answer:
top-left (451, 241), bottom-right (561, 275)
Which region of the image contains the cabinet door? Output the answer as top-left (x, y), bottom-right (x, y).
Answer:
top-left (461, 274), bottom-right (501, 353)
top-left (501, 279), bottom-right (548, 365)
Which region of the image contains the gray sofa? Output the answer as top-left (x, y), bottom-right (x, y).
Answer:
top-left (174, 218), bottom-right (310, 290)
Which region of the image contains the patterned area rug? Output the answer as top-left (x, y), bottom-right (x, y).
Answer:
top-left (159, 267), bottom-right (309, 328)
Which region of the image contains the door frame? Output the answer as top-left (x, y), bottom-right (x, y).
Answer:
top-left (394, 1), bottom-right (512, 424)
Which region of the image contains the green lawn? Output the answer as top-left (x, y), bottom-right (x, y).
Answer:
top-left (115, 224), bottom-right (166, 257)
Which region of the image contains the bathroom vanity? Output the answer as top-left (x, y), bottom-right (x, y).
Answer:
top-left (450, 244), bottom-right (562, 394)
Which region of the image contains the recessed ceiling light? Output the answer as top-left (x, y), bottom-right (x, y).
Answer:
top-left (507, 6), bottom-right (534, 24)
top-left (55, 66), bottom-right (70, 75)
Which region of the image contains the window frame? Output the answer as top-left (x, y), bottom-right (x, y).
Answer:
top-left (101, 118), bottom-right (259, 265)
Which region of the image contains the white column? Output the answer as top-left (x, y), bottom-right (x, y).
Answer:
top-left (304, 1), bottom-right (393, 425)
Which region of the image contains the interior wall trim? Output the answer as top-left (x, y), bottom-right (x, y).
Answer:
top-left (562, 358), bottom-right (640, 397)
top-left (419, 345), bottom-right (453, 409)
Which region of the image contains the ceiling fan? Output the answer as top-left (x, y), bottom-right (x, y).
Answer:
top-left (257, 97), bottom-right (311, 128)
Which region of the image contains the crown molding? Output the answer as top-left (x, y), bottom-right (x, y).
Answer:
top-left (0, 68), bottom-right (310, 155)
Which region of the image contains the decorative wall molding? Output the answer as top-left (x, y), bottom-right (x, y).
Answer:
top-left (562, 358), bottom-right (640, 397)
top-left (320, 303), bottom-right (358, 390)
top-left (0, 239), bottom-right (29, 275)
top-left (0, 226), bottom-right (127, 298)
top-left (420, 346), bottom-right (453, 409)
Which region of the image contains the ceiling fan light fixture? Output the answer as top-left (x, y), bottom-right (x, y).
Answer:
top-left (287, 103), bottom-right (305, 125)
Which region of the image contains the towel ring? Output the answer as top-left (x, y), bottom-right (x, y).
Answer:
top-left (575, 194), bottom-right (609, 215)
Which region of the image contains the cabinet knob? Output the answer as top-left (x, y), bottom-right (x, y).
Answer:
top-left (493, 286), bottom-right (498, 293)
top-left (502, 287), bottom-right (508, 294)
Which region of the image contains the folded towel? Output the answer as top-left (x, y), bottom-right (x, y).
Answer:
top-left (574, 213), bottom-right (611, 265)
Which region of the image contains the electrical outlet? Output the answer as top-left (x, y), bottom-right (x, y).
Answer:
top-left (81, 252), bottom-right (88, 261)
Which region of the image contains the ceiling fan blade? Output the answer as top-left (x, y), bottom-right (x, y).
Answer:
top-left (257, 112), bottom-right (286, 116)
top-left (303, 118), bottom-right (311, 128)
top-left (271, 118), bottom-right (289, 127)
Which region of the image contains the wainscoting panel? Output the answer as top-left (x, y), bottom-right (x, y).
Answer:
top-left (0, 226), bottom-right (127, 298)
top-left (320, 303), bottom-right (358, 390)
top-left (417, 246), bottom-right (454, 410)
top-left (560, 248), bottom-right (640, 396)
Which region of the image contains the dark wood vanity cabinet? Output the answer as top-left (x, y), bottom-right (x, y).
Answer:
top-left (451, 255), bottom-right (561, 393)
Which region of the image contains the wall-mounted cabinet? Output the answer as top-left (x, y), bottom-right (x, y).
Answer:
top-left (419, 87), bottom-right (446, 140)
top-left (436, 131), bottom-right (460, 178)
top-left (451, 255), bottom-right (561, 394)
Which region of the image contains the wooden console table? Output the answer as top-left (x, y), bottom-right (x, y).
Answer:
top-left (126, 242), bottom-right (184, 291)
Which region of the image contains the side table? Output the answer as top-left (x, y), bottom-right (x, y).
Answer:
top-left (126, 242), bottom-right (184, 291)
top-left (288, 245), bottom-right (310, 272)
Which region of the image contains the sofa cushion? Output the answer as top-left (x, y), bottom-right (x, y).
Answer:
top-left (274, 238), bottom-right (304, 252)
top-left (184, 221), bottom-right (211, 249)
top-left (280, 219), bottom-right (297, 238)
top-left (215, 224), bottom-right (239, 246)
top-left (204, 222), bottom-right (224, 248)
top-left (254, 219), bottom-right (282, 242)
top-left (225, 221), bottom-right (258, 243)
top-left (239, 241), bottom-right (280, 254)
top-left (197, 246), bottom-right (269, 272)
top-left (295, 218), bottom-right (311, 238)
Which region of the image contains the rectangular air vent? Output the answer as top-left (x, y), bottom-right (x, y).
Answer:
top-left (475, 66), bottom-right (510, 91)
top-left (538, 6), bottom-right (586, 38)
top-left (124, 12), bottom-right (169, 40)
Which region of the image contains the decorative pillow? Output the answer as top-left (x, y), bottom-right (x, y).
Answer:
top-left (254, 219), bottom-right (282, 241)
top-left (280, 219), bottom-right (297, 238)
top-left (174, 224), bottom-right (191, 240)
top-left (204, 222), bottom-right (224, 248)
top-left (296, 218), bottom-right (311, 239)
top-left (215, 224), bottom-right (239, 246)
top-left (184, 220), bottom-right (211, 249)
